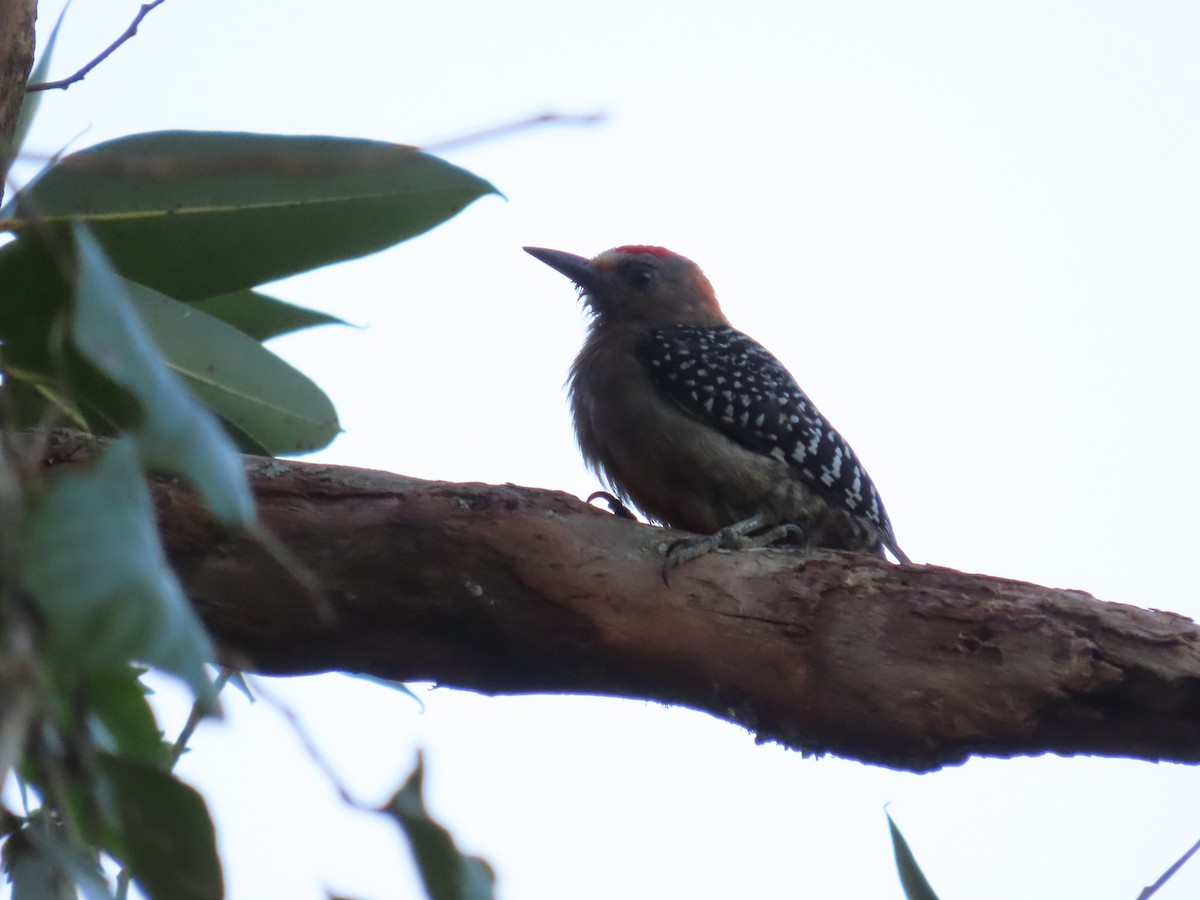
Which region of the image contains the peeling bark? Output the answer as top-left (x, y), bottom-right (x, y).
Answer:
top-left (42, 432), bottom-right (1200, 773)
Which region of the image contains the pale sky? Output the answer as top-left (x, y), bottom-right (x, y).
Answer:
top-left (13, 1), bottom-right (1200, 898)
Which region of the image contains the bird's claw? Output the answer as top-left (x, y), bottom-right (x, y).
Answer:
top-left (662, 535), bottom-right (714, 585)
top-left (661, 518), bottom-right (805, 586)
top-left (587, 490), bottom-right (637, 520)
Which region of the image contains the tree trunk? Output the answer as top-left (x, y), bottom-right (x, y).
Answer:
top-left (0, 0), bottom-right (36, 152)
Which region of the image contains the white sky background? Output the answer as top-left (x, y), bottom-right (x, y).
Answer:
top-left (12, 0), bottom-right (1200, 897)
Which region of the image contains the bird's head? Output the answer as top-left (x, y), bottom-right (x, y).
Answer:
top-left (524, 245), bottom-right (726, 327)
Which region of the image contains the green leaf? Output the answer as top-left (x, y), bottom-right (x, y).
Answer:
top-left (0, 376), bottom-right (90, 431)
top-left (382, 754), bottom-right (495, 900)
top-left (0, 236), bottom-right (163, 437)
top-left (72, 225), bottom-right (256, 523)
top-left (125, 281), bottom-right (340, 455)
top-left (4, 812), bottom-right (112, 900)
top-left (887, 810), bottom-right (941, 900)
top-left (188, 290), bottom-right (348, 342)
top-left (345, 673), bottom-right (425, 712)
top-left (100, 756), bottom-right (223, 900)
top-left (221, 669), bottom-right (255, 704)
top-left (11, 131), bottom-right (499, 299)
top-left (0, 235), bottom-right (338, 455)
top-left (4, 827), bottom-right (81, 900)
top-left (19, 437), bottom-right (215, 703)
top-left (0, 235), bottom-right (71, 360)
top-left (86, 665), bottom-right (169, 767)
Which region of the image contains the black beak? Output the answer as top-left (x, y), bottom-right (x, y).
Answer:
top-left (523, 247), bottom-right (598, 290)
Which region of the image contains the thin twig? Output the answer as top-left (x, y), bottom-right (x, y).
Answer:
top-left (1137, 836), bottom-right (1200, 899)
top-left (116, 666), bottom-right (235, 899)
top-left (166, 668), bottom-right (234, 770)
top-left (247, 674), bottom-right (369, 810)
top-left (27, 1), bottom-right (169, 93)
top-left (420, 111), bottom-right (605, 153)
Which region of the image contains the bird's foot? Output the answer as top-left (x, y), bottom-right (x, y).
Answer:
top-left (587, 490), bottom-right (638, 520)
top-left (662, 515), bottom-right (803, 585)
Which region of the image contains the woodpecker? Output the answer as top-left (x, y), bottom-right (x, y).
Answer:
top-left (525, 244), bottom-right (910, 579)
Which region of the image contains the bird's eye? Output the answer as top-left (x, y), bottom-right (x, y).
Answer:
top-left (624, 264), bottom-right (655, 288)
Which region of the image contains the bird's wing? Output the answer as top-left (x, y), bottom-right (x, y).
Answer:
top-left (637, 324), bottom-right (893, 532)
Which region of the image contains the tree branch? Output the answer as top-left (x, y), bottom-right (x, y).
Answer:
top-left (26, 1), bottom-right (167, 93)
top-left (43, 432), bottom-right (1200, 773)
top-left (419, 112), bottom-right (606, 153)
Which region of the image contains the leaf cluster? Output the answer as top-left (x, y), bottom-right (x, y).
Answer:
top-left (0, 33), bottom-right (497, 899)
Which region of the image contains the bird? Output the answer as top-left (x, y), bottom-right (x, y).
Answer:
top-left (524, 244), bottom-right (909, 581)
